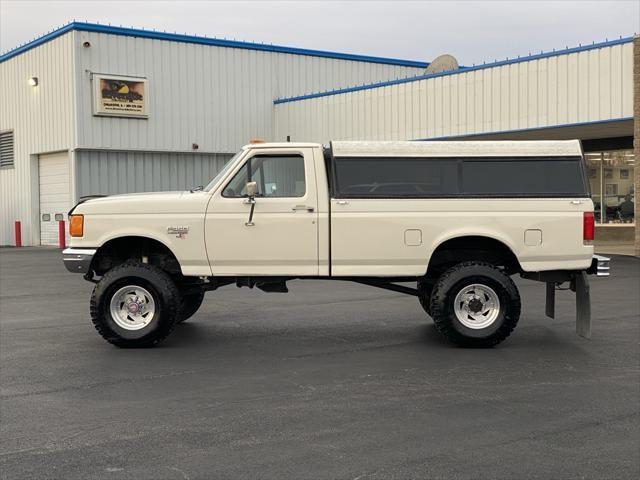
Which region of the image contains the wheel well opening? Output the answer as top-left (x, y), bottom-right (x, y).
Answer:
top-left (91, 237), bottom-right (181, 276)
top-left (425, 236), bottom-right (521, 279)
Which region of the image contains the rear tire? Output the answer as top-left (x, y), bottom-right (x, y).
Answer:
top-left (90, 262), bottom-right (180, 347)
top-left (177, 292), bottom-right (205, 323)
top-left (430, 261), bottom-right (520, 347)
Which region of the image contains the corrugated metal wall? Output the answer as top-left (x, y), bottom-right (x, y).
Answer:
top-left (274, 41), bottom-right (635, 143)
top-left (0, 32), bottom-right (75, 246)
top-left (76, 150), bottom-right (232, 197)
top-left (74, 31), bottom-right (424, 153)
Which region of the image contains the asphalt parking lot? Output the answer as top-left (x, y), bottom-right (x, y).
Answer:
top-left (0, 248), bottom-right (638, 480)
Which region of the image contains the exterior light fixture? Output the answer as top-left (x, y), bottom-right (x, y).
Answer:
top-left (28, 77), bottom-right (38, 87)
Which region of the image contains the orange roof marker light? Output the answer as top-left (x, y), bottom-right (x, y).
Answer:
top-left (249, 138), bottom-right (265, 144)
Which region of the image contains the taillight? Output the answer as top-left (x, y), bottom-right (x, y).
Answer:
top-left (583, 212), bottom-right (594, 244)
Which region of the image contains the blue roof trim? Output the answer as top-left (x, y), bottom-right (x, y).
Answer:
top-left (0, 23), bottom-right (76, 62)
top-left (0, 21), bottom-right (429, 67)
top-left (274, 74), bottom-right (426, 104)
top-left (414, 117), bottom-right (634, 142)
top-left (274, 36), bottom-right (635, 104)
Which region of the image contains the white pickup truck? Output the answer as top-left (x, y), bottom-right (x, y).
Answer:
top-left (63, 140), bottom-right (609, 348)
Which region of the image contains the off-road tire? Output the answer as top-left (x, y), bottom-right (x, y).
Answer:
top-left (430, 261), bottom-right (520, 347)
top-left (417, 279), bottom-right (434, 317)
top-left (90, 262), bottom-right (180, 347)
top-left (177, 292), bottom-right (205, 323)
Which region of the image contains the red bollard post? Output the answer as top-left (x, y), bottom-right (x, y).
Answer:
top-left (14, 221), bottom-right (22, 247)
top-left (58, 220), bottom-right (66, 249)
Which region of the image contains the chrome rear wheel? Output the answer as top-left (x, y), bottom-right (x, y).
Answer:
top-left (453, 284), bottom-right (501, 329)
top-left (430, 261), bottom-right (521, 347)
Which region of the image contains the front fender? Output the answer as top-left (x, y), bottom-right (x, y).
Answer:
top-left (69, 214), bottom-right (212, 277)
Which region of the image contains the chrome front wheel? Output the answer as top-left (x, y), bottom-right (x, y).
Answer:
top-left (109, 285), bottom-right (157, 331)
top-left (90, 262), bottom-right (180, 347)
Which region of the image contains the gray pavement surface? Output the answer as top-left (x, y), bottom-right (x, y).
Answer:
top-left (1, 248), bottom-right (639, 480)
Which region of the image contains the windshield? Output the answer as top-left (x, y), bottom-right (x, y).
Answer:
top-left (205, 151), bottom-right (244, 191)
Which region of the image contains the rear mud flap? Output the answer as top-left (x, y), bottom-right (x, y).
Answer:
top-left (544, 272), bottom-right (591, 339)
top-left (574, 272), bottom-right (591, 339)
top-left (545, 282), bottom-right (555, 319)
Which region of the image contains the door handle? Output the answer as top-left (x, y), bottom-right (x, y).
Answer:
top-left (292, 205), bottom-right (314, 212)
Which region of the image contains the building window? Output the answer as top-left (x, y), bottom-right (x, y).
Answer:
top-left (585, 150), bottom-right (635, 224)
top-left (0, 130), bottom-right (14, 169)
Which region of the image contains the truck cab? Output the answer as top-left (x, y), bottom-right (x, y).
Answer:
top-left (206, 143), bottom-right (327, 276)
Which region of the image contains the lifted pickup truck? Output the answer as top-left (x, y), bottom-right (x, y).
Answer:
top-left (63, 140), bottom-right (609, 348)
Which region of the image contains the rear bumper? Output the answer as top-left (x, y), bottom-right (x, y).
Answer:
top-left (62, 248), bottom-right (96, 274)
top-left (587, 254), bottom-right (610, 277)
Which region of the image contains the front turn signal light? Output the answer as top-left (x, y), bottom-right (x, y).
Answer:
top-left (69, 214), bottom-right (84, 237)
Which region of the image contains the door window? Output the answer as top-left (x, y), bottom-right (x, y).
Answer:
top-left (222, 155), bottom-right (306, 198)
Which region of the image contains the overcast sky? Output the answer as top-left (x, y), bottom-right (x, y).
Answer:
top-left (1, 0), bottom-right (638, 65)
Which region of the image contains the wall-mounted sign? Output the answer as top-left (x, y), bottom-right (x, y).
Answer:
top-left (93, 74), bottom-right (148, 118)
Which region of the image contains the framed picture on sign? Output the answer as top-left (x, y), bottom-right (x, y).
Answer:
top-left (92, 74), bottom-right (148, 118)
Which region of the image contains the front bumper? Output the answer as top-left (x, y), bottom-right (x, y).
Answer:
top-left (62, 248), bottom-right (96, 273)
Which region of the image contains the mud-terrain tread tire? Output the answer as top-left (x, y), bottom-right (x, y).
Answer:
top-left (430, 261), bottom-right (520, 347)
top-left (177, 292), bottom-right (205, 323)
top-left (90, 262), bottom-right (180, 348)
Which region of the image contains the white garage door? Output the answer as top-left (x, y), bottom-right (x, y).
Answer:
top-left (39, 151), bottom-right (71, 246)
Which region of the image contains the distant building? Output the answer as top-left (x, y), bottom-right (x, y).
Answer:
top-left (1, 22), bottom-right (638, 253)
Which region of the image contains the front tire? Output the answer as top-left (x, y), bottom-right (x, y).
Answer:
top-left (90, 262), bottom-right (180, 347)
top-left (430, 261), bottom-right (520, 347)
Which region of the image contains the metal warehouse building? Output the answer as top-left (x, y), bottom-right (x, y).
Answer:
top-left (0, 22), bottom-right (426, 246)
top-left (0, 22), bottom-right (638, 254)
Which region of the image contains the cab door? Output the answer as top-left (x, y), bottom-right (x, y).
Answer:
top-left (205, 148), bottom-right (319, 276)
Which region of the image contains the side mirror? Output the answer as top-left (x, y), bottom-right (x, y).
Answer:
top-left (246, 181), bottom-right (258, 198)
